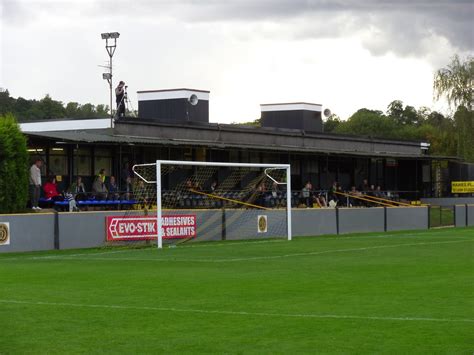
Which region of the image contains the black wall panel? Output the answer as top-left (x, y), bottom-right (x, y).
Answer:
top-left (261, 110), bottom-right (323, 132)
top-left (138, 99), bottom-right (209, 123)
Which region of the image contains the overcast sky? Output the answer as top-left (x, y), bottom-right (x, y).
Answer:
top-left (1, 0), bottom-right (473, 123)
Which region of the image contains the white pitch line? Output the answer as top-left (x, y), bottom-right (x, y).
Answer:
top-left (216, 239), bottom-right (474, 262)
top-left (0, 248), bottom-right (145, 261)
top-left (1, 234), bottom-right (471, 262)
top-left (14, 239), bottom-right (472, 263)
top-left (33, 249), bottom-right (140, 259)
top-left (176, 238), bottom-right (287, 249)
top-left (181, 230), bottom-right (473, 247)
top-left (178, 233), bottom-right (469, 248)
top-left (0, 240), bottom-right (288, 261)
top-left (0, 299), bottom-right (472, 324)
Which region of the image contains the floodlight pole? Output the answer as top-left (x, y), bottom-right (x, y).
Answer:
top-left (101, 32), bottom-right (120, 126)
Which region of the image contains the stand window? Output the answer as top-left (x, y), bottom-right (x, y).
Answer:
top-left (94, 148), bottom-right (112, 176)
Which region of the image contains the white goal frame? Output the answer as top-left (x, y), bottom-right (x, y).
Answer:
top-left (135, 160), bottom-right (292, 249)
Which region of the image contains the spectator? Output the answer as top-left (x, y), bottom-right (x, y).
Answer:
top-left (255, 182), bottom-right (266, 207)
top-left (69, 176), bottom-right (87, 201)
top-left (185, 179), bottom-right (193, 190)
top-left (368, 184), bottom-right (376, 195)
top-left (64, 191), bottom-right (79, 212)
top-left (328, 181), bottom-right (339, 206)
top-left (92, 175), bottom-right (108, 200)
top-left (271, 182), bottom-right (279, 198)
top-left (210, 180), bottom-right (218, 192)
top-left (374, 185), bottom-right (385, 199)
top-left (359, 178), bottom-right (369, 193)
top-left (314, 192), bottom-right (327, 208)
top-left (98, 169), bottom-right (106, 183)
top-left (349, 186), bottom-right (362, 207)
top-left (121, 162), bottom-right (133, 187)
top-left (108, 176), bottom-right (120, 200)
top-left (301, 181), bottom-right (313, 208)
top-left (135, 179), bottom-right (151, 208)
top-left (43, 177), bottom-right (63, 201)
top-left (123, 176), bottom-right (133, 200)
top-left (29, 158), bottom-right (42, 210)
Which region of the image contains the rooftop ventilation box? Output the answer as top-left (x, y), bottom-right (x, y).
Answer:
top-left (261, 102), bottom-right (323, 132)
top-left (137, 88), bottom-right (209, 123)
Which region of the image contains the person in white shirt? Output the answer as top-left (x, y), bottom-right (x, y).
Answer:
top-left (29, 158), bottom-right (43, 210)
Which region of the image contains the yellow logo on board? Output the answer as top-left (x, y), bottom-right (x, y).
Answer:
top-left (258, 215), bottom-right (268, 233)
top-left (0, 223), bottom-right (10, 245)
top-left (452, 181), bottom-right (474, 194)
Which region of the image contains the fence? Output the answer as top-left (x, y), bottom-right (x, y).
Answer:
top-left (1, 205), bottom-right (473, 253)
top-left (429, 205), bottom-right (455, 228)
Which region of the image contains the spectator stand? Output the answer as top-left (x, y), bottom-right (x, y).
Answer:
top-left (334, 190), bottom-right (417, 208)
top-left (39, 188), bottom-right (422, 212)
top-left (40, 193), bottom-right (138, 211)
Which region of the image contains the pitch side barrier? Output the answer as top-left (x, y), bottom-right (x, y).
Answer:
top-left (3, 205), bottom-right (467, 253)
top-left (462, 204), bottom-right (474, 227)
top-left (468, 204), bottom-right (474, 226)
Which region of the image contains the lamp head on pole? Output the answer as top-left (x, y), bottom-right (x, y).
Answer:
top-left (101, 32), bottom-right (120, 40)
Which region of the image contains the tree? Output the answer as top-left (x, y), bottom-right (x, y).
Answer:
top-left (233, 118), bottom-right (261, 126)
top-left (453, 106), bottom-right (474, 162)
top-left (323, 114), bottom-right (342, 133)
top-left (386, 100), bottom-right (404, 120)
top-left (13, 97), bottom-right (33, 120)
top-left (96, 104), bottom-right (110, 117)
top-left (1, 89), bottom-right (112, 120)
top-left (334, 109), bottom-right (399, 139)
top-left (78, 103), bottom-right (96, 117)
top-left (38, 94), bottom-right (65, 119)
top-left (387, 100), bottom-right (421, 126)
top-left (425, 110), bottom-right (447, 127)
top-left (434, 55), bottom-right (474, 162)
top-left (0, 89), bottom-right (14, 116)
top-left (434, 54), bottom-right (473, 110)
top-left (0, 114), bottom-right (29, 213)
top-left (65, 102), bottom-right (80, 118)
top-left (413, 123), bottom-right (457, 157)
top-left (402, 105), bottom-right (420, 126)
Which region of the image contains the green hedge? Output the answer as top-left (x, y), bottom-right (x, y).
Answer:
top-left (0, 114), bottom-right (29, 213)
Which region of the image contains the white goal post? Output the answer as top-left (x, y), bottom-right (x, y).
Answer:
top-left (134, 160), bottom-right (292, 249)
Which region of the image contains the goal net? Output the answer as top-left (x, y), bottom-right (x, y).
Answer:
top-left (109, 160), bottom-right (292, 248)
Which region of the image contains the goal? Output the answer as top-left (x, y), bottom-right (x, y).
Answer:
top-left (130, 160), bottom-right (292, 248)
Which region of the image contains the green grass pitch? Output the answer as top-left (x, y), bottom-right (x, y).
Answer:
top-left (1, 227), bottom-right (473, 354)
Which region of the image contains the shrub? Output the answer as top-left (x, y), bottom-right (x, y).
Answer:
top-left (0, 114), bottom-right (29, 213)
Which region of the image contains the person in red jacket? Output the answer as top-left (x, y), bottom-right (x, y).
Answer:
top-left (43, 177), bottom-right (63, 201)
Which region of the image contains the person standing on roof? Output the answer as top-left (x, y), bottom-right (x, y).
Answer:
top-left (115, 81), bottom-right (126, 118)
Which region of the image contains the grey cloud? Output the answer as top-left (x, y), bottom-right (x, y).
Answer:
top-left (4, 0), bottom-right (473, 56)
top-left (109, 0), bottom-right (474, 56)
top-left (191, 0), bottom-right (474, 56)
top-left (359, 2), bottom-right (474, 56)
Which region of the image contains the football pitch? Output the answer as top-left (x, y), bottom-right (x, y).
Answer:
top-left (1, 227), bottom-right (473, 354)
